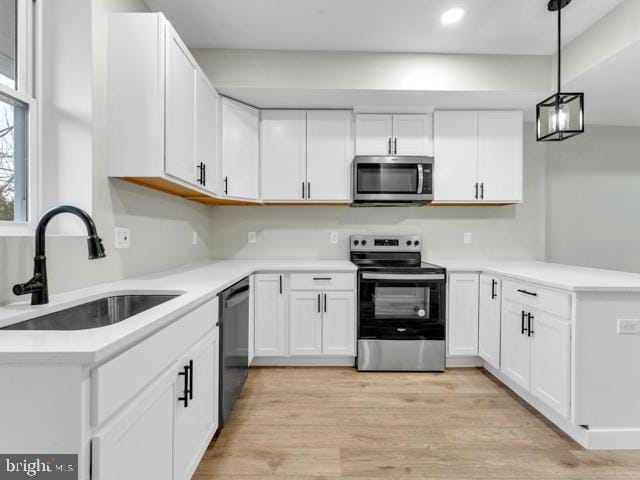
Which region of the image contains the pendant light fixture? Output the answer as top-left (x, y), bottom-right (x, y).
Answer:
top-left (536, 0), bottom-right (584, 141)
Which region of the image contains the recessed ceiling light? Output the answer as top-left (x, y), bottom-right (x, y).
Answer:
top-left (441, 7), bottom-right (465, 25)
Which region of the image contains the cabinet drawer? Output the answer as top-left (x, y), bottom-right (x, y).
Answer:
top-left (502, 280), bottom-right (571, 319)
top-left (92, 297), bottom-right (218, 426)
top-left (289, 273), bottom-right (355, 291)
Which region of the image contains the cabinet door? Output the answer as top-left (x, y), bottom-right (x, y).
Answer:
top-left (478, 275), bottom-right (501, 369)
top-left (289, 292), bottom-right (323, 356)
top-left (530, 311), bottom-right (571, 418)
top-left (392, 114), bottom-right (433, 156)
top-left (93, 379), bottom-right (174, 480)
top-left (196, 72), bottom-right (219, 194)
top-left (174, 331), bottom-right (218, 480)
top-left (322, 292), bottom-right (355, 356)
top-left (478, 111), bottom-right (523, 202)
top-left (261, 110), bottom-right (307, 201)
top-left (355, 114), bottom-right (393, 155)
top-left (307, 110), bottom-right (353, 201)
top-left (254, 274), bottom-right (286, 357)
top-left (500, 301), bottom-right (531, 390)
top-left (165, 24), bottom-right (197, 186)
top-left (433, 111), bottom-right (479, 201)
top-left (221, 97), bottom-right (260, 199)
top-left (448, 273), bottom-right (480, 356)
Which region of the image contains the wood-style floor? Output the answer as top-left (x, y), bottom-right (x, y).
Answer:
top-left (194, 367), bottom-right (640, 479)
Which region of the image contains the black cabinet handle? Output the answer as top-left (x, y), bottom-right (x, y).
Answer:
top-left (224, 176), bottom-right (228, 195)
top-left (521, 311), bottom-right (526, 335)
top-left (313, 277), bottom-right (332, 281)
top-left (279, 275), bottom-right (283, 294)
top-left (387, 137), bottom-right (392, 154)
top-left (302, 182), bottom-right (305, 199)
top-left (202, 164), bottom-right (206, 187)
top-left (480, 182), bottom-right (484, 199)
top-left (324, 293), bottom-right (327, 313)
top-left (178, 363), bottom-right (190, 407)
top-left (517, 289), bottom-right (538, 297)
top-left (317, 294), bottom-right (321, 313)
top-left (475, 182), bottom-right (479, 199)
top-left (307, 182), bottom-right (311, 199)
top-left (394, 137), bottom-right (398, 155)
top-left (491, 279), bottom-right (497, 300)
top-left (196, 163), bottom-right (203, 185)
top-left (527, 313), bottom-right (534, 337)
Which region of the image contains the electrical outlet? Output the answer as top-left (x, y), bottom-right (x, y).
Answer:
top-left (248, 231), bottom-right (256, 244)
top-left (618, 319), bottom-right (640, 334)
top-left (330, 232), bottom-right (338, 244)
top-left (192, 231), bottom-right (198, 245)
top-left (464, 232), bottom-right (472, 245)
top-left (115, 227), bottom-right (130, 249)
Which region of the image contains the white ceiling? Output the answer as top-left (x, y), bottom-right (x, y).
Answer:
top-left (144, 0), bottom-right (623, 55)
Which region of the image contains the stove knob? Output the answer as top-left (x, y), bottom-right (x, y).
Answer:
top-left (361, 240), bottom-right (367, 246)
top-left (406, 240), bottom-right (412, 246)
top-left (353, 240), bottom-right (359, 246)
top-left (414, 240), bottom-right (420, 246)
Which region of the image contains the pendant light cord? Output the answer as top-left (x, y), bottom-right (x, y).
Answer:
top-left (557, 3), bottom-right (562, 94)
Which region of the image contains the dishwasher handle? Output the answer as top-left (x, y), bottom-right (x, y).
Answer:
top-left (224, 284), bottom-right (250, 308)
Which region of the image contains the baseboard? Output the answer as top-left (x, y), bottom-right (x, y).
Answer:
top-left (251, 356), bottom-right (356, 367)
top-left (585, 428), bottom-right (640, 450)
top-left (446, 355), bottom-right (483, 367)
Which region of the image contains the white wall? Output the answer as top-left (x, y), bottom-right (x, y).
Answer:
top-left (546, 125), bottom-right (640, 273)
top-left (209, 123), bottom-right (546, 261)
top-left (0, 0), bottom-right (212, 305)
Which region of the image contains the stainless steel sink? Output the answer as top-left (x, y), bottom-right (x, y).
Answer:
top-left (2, 294), bottom-right (180, 331)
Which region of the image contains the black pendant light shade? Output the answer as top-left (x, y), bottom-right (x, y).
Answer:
top-left (536, 0), bottom-right (585, 141)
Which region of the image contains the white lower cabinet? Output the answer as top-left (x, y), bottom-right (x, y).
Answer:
top-left (93, 298), bottom-right (219, 480)
top-left (174, 332), bottom-right (219, 480)
top-left (478, 274), bottom-right (501, 369)
top-left (254, 274), bottom-right (286, 356)
top-left (500, 301), bottom-right (532, 390)
top-left (253, 272), bottom-right (356, 358)
top-left (290, 292), bottom-right (323, 355)
top-left (323, 292), bottom-right (355, 355)
top-left (447, 273), bottom-right (480, 356)
top-left (530, 311), bottom-right (571, 418)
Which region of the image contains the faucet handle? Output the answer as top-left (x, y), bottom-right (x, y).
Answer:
top-left (87, 235), bottom-right (106, 260)
top-left (13, 273), bottom-right (44, 296)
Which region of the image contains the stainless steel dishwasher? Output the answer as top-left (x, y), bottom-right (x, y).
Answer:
top-left (218, 277), bottom-right (250, 426)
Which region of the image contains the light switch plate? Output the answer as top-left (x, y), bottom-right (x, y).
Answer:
top-left (330, 232), bottom-right (338, 244)
top-left (115, 227), bottom-right (130, 249)
top-left (618, 319), bottom-right (640, 334)
top-left (464, 232), bottom-right (472, 245)
top-left (248, 231), bottom-right (256, 244)
top-left (192, 231), bottom-right (199, 245)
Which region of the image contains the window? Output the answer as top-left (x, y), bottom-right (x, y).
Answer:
top-left (0, 0), bottom-right (33, 226)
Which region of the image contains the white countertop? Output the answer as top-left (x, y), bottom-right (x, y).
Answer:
top-left (429, 259), bottom-right (640, 293)
top-left (0, 260), bottom-right (356, 365)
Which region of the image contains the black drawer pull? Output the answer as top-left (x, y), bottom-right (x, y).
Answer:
top-left (313, 277), bottom-right (332, 281)
top-left (517, 289), bottom-right (538, 297)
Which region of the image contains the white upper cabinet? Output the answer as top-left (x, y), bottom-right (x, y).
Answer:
top-left (433, 110), bottom-right (479, 202)
top-left (195, 72), bottom-right (220, 194)
top-left (478, 111), bottom-right (523, 202)
top-left (355, 113), bottom-right (433, 156)
top-left (260, 110), bottom-right (352, 202)
top-left (306, 110), bottom-right (352, 201)
top-left (392, 114), bottom-right (434, 156)
top-left (221, 97), bottom-right (260, 200)
top-left (434, 110), bottom-right (523, 204)
top-left (261, 110), bottom-right (307, 201)
top-left (355, 114), bottom-right (393, 155)
top-left (164, 23), bottom-right (197, 186)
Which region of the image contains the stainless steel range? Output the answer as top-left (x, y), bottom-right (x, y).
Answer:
top-left (351, 235), bottom-right (446, 372)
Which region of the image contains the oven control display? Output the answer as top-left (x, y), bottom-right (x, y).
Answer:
top-left (374, 239), bottom-right (399, 246)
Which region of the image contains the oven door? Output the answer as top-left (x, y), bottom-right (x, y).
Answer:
top-left (358, 272), bottom-right (445, 340)
top-left (353, 157), bottom-right (431, 202)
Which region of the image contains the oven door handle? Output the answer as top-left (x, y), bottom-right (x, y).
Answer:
top-left (361, 273), bottom-right (445, 281)
top-left (417, 164), bottom-right (424, 194)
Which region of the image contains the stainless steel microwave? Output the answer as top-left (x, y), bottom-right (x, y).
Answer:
top-left (352, 156), bottom-right (434, 206)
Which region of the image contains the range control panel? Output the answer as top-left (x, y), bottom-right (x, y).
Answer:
top-left (350, 235), bottom-right (422, 252)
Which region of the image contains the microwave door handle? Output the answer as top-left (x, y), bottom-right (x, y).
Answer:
top-left (417, 164), bottom-right (424, 194)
